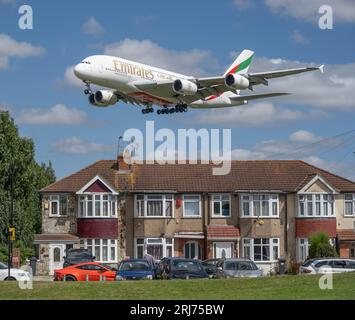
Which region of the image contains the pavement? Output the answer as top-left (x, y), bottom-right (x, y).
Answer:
top-left (33, 276), bottom-right (53, 281)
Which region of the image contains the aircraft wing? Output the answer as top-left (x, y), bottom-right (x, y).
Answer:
top-left (230, 92), bottom-right (290, 102)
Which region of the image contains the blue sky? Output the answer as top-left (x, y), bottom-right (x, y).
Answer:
top-left (1, 0), bottom-right (355, 180)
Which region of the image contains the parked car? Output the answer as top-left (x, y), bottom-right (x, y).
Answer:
top-left (0, 261), bottom-right (31, 281)
top-left (201, 259), bottom-right (221, 278)
top-left (63, 248), bottom-right (95, 268)
top-left (216, 258), bottom-right (263, 278)
top-left (156, 258), bottom-right (209, 280)
top-left (54, 262), bottom-right (116, 281)
top-left (116, 259), bottom-right (155, 280)
top-left (299, 258), bottom-right (355, 274)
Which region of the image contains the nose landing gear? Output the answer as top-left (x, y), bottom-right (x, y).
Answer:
top-left (83, 82), bottom-right (92, 95)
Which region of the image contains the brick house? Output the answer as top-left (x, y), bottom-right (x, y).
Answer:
top-left (34, 158), bottom-right (355, 275)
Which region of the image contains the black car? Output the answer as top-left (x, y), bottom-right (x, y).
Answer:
top-left (63, 249), bottom-right (95, 268)
top-left (201, 259), bottom-right (221, 278)
top-left (155, 258), bottom-right (209, 280)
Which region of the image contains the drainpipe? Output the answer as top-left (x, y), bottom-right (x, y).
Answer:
top-left (203, 193), bottom-right (208, 260)
top-left (284, 194), bottom-right (288, 257)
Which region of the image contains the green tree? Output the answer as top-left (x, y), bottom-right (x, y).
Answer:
top-left (0, 111), bottom-right (55, 258)
top-left (308, 232), bottom-right (338, 259)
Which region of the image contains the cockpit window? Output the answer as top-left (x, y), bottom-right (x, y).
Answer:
top-left (81, 61), bottom-right (91, 65)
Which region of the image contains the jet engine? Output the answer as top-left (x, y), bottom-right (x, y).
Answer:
top-left (224, 74), bottom-right (250, 90)
top-left (89, 90), bottom-right (118, 107)
top-left (173, 79), bottom-right (198, 95)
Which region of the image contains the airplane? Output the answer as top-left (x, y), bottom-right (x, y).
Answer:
top-left (73, 49), bottom-right (324, 115)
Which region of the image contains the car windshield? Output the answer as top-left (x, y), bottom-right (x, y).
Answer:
top-left (0, 262), bottom-right (8, 269)
top-left (224, 261), bottom-right (258, 271)
top-left (172, 260), bottom-right (202, 272)
top-left (119, 261), bottom-right (150, 271)
top-left (302, 258), bottom-right (317, 267)
top-left (67, 251), bottom-right (92, 259)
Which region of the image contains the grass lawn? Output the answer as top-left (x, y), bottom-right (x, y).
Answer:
top-left (1, 273), bottom-right (355, 300)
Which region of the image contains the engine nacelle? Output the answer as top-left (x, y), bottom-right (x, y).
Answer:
top-left (224, 74), bottom-right (250, 90)
top-left (173, 79), bottom-right (198, 96)
top-left (89, 90), bottom-right (118, 107)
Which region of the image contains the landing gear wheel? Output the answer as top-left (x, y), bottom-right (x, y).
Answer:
top-left (84, 89), bottom-right (92, 95)
top-left (83, 82), bottom-right (92, 95)
top-left (157, 109), bottom-right (161, 115)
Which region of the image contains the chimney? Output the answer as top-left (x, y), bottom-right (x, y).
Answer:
top-left (117, 149), bottom-right (131, 173)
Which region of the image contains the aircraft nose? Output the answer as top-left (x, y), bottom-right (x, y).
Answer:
top-left (73, 63), bottom-right (84, 78)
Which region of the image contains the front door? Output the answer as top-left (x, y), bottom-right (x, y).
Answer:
top-left (49, 244), bottom-right (65, 275)
top-left (214, 242), bottom-right (234, 259)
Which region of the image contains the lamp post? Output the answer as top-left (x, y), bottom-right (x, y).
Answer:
top-left (7, 165), bottom-right (16, 280)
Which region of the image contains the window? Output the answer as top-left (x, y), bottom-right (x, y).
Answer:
top-left (298, 194), bottom-right (334, 217)
top-left (80, 239), bottom-right (117, 263)
top-left (78, 194), bottom-right (117, 218)
top-left (212, 194), bottom-right (231, 217)
top-left (135, 194), bottom-right (174, 218)
top-left (242, 238), bottom-right (279, 262)
top-left (240, 194), bottom-right (279, 217)
top-left (135, 238), bottom-right (174, 260)
top-left (345, 194), bottom-right (355, 216)
top-left (184, 242), bottom-right (202, 259)
top-left (183, 195), bottom-right (201, 217)
top-left (297, 238), bottom-right (309, 262)
top-left (49, 195), bottom-right (68, 216)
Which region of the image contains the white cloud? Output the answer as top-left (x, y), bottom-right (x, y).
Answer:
top-left (104, 38), bottom-right (219, 76)
top-left (265, 0), bottom-right (355, 23)
top-left (196, 102), bottom-right (324, 127)
top-left (82, 17), bottom-right (105, 37)
top-left (63, 65), bottom-right (83, 88)
top-left (290, 30), bottom-right (309, 45)
top-left (53, 136), bottom-right (113, 155)
top-left (289, 130), bottom-right (319, 143)
top-left (0, 34), bottom-right (45, 69)
top-left (17, 104), bottom-right (87, 125)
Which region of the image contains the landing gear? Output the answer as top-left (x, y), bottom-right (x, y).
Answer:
top-left (142, 106), bottom-right (154, 114)
top-left (83, 82), bottom-right (92, 95)
top-left (157, 104), bottom-right (188, 115)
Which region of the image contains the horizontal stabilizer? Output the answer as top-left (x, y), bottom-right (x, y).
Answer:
top-left (230, 92), bottom-right (290, 102)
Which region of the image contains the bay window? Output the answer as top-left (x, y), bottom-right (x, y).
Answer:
top-left (135, 194), bottom-right (173, 217)
top-left (345, 194), bottom-right (355, 216)
top-left (297, 238), bottom-right (309, 262)
top-left (240, 194), bottom-right (279, 217)
top-left (49, 195), bottom-right (68, 216)
top-left (298, 194), bottom-right (334, 217)
top-left (78, 194), bottom-right (117, 218)
top-left (242, 238), bottom-right (279, 262)
top-left (183, 195), bottom-right (201, 217)
top-left (211, 194), bottom-right (231, 217)
top-left (80, 239), bottom-right (117, 262)
top-left (135, 238), bottom-right (174, 260)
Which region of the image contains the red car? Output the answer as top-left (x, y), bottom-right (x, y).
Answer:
top-left (54, 262), bottom-right (116, 281)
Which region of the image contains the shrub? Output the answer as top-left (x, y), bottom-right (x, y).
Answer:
top-left (308, 232), bottom-right (338, 259)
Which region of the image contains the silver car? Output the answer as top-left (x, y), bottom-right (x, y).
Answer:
top-left (299, 258), bottom-right (355, 275)
top-left (216, 258), bottom-right (263, 278)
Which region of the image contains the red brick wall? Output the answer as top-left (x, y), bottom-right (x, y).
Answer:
top-left (296, 218), bottom-right (337, 238)
top-left (77, 219), bottom-right (119, 238)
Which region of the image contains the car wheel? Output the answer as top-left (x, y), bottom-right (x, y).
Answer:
top-left (4, 277), bottom-right (16, 281)
top-left (64, 275), bottom-right (77, 281)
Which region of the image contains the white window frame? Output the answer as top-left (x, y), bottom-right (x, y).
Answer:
top-left (80, 238), bottom-right (117, 263)
top-left (297, 193), bottom-right (335, 217)
top-left (211, 194), bottom-right (231, 218)
top-left (344, 194), bottom-right (355, 216)
top-left (134, 194), bottom-right (174, 218)
top-left (78, 194), bottom-right (117, 218)
top-left (183, 194), bottom-right (202, 218)
top-left (49, 194), bottom-right (68, 217)
top-left (297, 238), bottom-right (309, 262)
top-left (134, 238), bottom-right (174, 259)
top-left (241, 238), bottom-right (280, 262)
top-left (240, 194), bottom-right (279, 218)
top-left (184, 241), bottom-right (202, 259)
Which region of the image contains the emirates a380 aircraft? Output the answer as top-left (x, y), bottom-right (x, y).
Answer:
top-left (73, 49), bottom-right (324, 115)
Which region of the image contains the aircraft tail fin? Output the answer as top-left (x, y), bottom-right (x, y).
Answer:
top-left (224, 49), bottom-right (254, 76)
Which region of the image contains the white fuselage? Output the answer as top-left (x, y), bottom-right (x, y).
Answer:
top-left (73, 55), bottom-right (245, 108)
